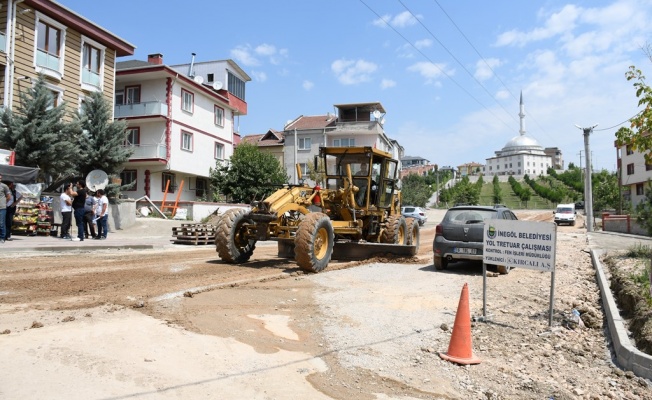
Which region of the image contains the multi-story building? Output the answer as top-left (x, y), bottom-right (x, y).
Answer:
top-left (458, 162), bottom-right (484, 177)
top-left (283, 102), bottom-right (400, 184)
top-left (240, 129), bottom-right (284, 166)
top-left (115, 54), bottom-right (249, 202)
top-left (616, 142), bottom-right (652, 206)
top-left (544, 147), bottom-right (564, 170)
top-left (0, 0), bottom-right (134, 116)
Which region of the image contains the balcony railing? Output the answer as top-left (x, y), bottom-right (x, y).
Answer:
top-left (124, 144), bottom-right (167, 159)
top-left (115, 101), bottom-right (168, 119)
top-left (36, 49), bottom-right (60, 71)
top-left (82, 69), bottom-right (101, 87)
top-left (0, 32), bottom-right (6, 53)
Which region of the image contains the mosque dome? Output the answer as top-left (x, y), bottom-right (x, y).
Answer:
top-left (499, 134), bottom-right (545, 156)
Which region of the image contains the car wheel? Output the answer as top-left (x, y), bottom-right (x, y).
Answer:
top-left (433, 256), bottom-right (447, 270)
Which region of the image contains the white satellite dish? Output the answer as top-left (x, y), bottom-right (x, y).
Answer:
top-left (194, 75), bottom-right (204, 84)
top-left (86, 169), bottom-right (108, 191)
top-left (372, 110), bottom-right (381, 119)
top-left (212, 81), bottom-right (223, 90)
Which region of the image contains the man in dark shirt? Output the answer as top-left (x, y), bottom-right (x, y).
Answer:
top-left (71, 180), bottom-right (88, 242)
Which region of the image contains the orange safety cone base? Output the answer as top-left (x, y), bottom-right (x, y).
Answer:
top-left (439, 351), bottom-right (481, 365)
top-left (439, 283), bottom-right (481, 365)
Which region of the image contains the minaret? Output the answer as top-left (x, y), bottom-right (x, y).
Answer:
top-left (518, 91), bottom-right (526, 136)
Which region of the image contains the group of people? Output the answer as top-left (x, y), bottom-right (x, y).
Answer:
top-left (0, 174), bottom-right (23, 243)
top-left (59, 181), bottom-right (109, 241)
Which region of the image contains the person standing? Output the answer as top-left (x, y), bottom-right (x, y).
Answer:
top-left (83, 191), bottom-right (97, 239)
top-left (0, 175), bottom-right (11, 244)
top-left (4, 181), bottom-right (22, 241)
top-left (60, 183), bottom-right (73, 239)
top-left (94, 189), bottom-right (109, 240)
top-left (71, 181), bottom-right (87, 241)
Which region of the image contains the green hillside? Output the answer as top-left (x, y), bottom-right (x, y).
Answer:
top-left (477, 180), bottom-right (554, 210)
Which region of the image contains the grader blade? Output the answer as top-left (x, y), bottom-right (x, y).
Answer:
top-left (331, 242), bottom-right (417, 261)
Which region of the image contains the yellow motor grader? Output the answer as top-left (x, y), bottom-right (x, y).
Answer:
top-left (215, 146), bottom-right (420, 272)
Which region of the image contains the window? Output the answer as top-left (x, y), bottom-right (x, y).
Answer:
top-left (125, 86), bottom-right (140, 104)
top-left (518, 162), bottom-right (521, 167)
top-left (162, 172), bottom-right (175, 193)
top-left (80, 36), bottom-right (105, 90)
top-left (227, 71), bottom-right (246, 100)
top-left (627, 145), bottom-right (634, 155)
top-left (35, 13), bottom-right (66, 78)
top-left (298, 137), bottom-right (311, 150)
top-left (195, 178), bottom-right (207, 198)
top-left (627, 163), bottom-right (635, 175)
top-left (214, 105), bottom-right (224, 127)
top-left (637, 183), bottom-right (645, 196)
top-left (181, 89), bottom-right (194, 113)
top-left (181, 131), bottom-right (193, 151)
top-left (124, 127), bottom-right (140, 145)
top-left (115, 90), bottom-right (124, 105)
top-left (207, 73), bottom-right (214, 82)
top-left (120, 170), bottom-right (137, 191)
top-left (214, 142), bottom-right (224, 160)
top-left (299, 163), bottom-right (309, 176)
top-left (47, 89), bottom-right (61, 109)
top-left (333, 138), bottom-right (355, 147)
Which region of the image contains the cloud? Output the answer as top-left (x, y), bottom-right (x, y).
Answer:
top-left (414, 39), bottom-right (432, 49)
top-left (373, 10), bottom-right (421, 28)
top-left (495, 4), bottom-right (580, 47)
top-left (474, 58), bottom-right (502, 81)
top-left (331, 58), bottom-right (378, 85)
top-left (250, 70), bottom-right (267, 82)
top-left (230, 43), bottom-right (288, 67)
top-left (303, 80), bottom-right (314, 90)
top-left (255, 44), bottom-right (276, 56)
top-left (230, 45), bottom-right (259, 67)
top-left (407, 61), bottom-right (452, 83)
top-left (380, 79), bottom-right (396, 89)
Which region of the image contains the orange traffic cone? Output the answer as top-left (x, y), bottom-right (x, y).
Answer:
top-left (439, 283), bottom-right (481, 365)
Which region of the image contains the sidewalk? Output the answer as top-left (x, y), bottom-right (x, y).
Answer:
top-left (2, 218), bottom-right (188, 253)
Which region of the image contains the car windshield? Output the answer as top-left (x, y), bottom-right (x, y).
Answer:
top-left (403, 207), bottom-right (415, 213)
top-left (557, 208), bottom-right (573, 213)
top-left (445, 209), bottom-right (496, 224)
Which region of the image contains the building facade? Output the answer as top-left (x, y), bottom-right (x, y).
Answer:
top-left (115, 54), bottom-right (249, 202)
top-left (240, 129), bottom-right (285, 166)
top-left (0, 0), bottom-right (134, 116)
top-left (616, 142), bottom-right (652, 206)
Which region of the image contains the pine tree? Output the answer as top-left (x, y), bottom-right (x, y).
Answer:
top-left (0, 74), bottom-right (77, 181)
top-left (72, 90), bottom-right (132, 178)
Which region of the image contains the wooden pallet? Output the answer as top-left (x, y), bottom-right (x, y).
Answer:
top-left (171, 223), bottom-right (217, 245)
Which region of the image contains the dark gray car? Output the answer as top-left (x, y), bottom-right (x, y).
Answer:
top-left (432, 205), bottom-right (518, 274)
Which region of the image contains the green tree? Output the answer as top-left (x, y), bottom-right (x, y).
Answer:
top-left (72, 91), bottom-right (132, 178)
top-left (592, 170), bottom-right (619, 212)
top-left (307, 157), bottom-right (325, 186)
top-left (492, 175), bottom-right (502, 204)
top-left (616, 64), bottom-right (652, 160)
top-left (210, 143), bottom-right (288, 203)
top-left (0, 74), bottom-right (77, 181)
top-left (401, 174), bottom-right (432, 207)
top-left (636, 181), bottom-right (652, 235)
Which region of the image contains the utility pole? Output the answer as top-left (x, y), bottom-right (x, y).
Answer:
top-left (575, 124), bottom-right (598, 232)
top-left (578, 150), bottom-right (584, 188)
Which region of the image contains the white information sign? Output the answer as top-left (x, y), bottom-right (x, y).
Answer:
top-left (482, 219), bottom-right (556, 272)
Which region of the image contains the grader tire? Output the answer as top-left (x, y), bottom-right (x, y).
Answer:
top-left (406, 217), bottom-right (420, 252)
top-left (497, 265), bottom-right (511, 275)
top-left (295, 213), bottom-right (334, 273)
top-left (215, 208), bottom-right (256, 263)
top-left (381, 215), bottom-right (408, 245)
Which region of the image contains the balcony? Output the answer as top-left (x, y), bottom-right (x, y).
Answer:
top-left (124, 144), bottom-right (167, 159)
top-left (115, 101), bottom-right (168, 119)
top-left (36, 49), bottom-right (60, 72)
top-left (0, 32), bottom-right (6, 53)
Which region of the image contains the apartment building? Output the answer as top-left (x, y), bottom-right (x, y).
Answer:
top-left (0, 0), bottom-right (134, 115)
top-left (616, 142), bottom-right (652, 206)
top-left (115, 54), bottom-right (249, 202)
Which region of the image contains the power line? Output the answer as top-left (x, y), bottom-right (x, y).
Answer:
top-left (594, 110), bottom-right (642, 132)
top-left (357, 0), bottom-right (516, 133)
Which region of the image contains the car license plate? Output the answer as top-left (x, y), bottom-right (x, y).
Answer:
top-left (454, 248), bottom-right (477, 255)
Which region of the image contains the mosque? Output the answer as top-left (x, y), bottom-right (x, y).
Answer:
top-left (483, 93), bottom-right (560, 177)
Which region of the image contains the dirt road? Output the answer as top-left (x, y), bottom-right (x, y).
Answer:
top-left (0, 210), bottom-right (650, 399)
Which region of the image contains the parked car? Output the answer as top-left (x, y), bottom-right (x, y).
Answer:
top-left (575, 201), bottom-right (585, 210)
top-left (432, 204), bottom-right (518, 274)
top-left (401, 206), bottom-right (427, 226)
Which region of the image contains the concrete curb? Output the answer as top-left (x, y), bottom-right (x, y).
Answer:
top-left (591, 249), bottom-right (652, 380)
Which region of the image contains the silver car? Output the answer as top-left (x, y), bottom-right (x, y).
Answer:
top-left (401, 206), bottom-right (427, 226)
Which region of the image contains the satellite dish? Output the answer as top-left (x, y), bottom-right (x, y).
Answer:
top-left (373, 110), bottom-right (381, 119)
top-left (194, 75), bottom-right (204, 84)
top-left (380, 117), bottom-right (386, 125)
top-left (86, 169), bottom-right (108, 191)
top-left (212, 81), bottom-right (223, 90)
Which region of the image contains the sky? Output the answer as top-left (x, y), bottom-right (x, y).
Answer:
top-left (58, 0), bottom-right (652, 172)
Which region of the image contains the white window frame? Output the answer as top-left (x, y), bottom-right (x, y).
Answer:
top-left (298, 137), bottom-right (311, 150)
top-left (125, 127), bottom-right (140, 146)
top-left (181, 89), bottom-right (194, 113)
top-left (333, 138), bottom-right (355, 147)
top-left (299, 163), bottom-right (309, 175)
top-left (80, 35), bottom-right (105, 92)
top-left (181, 131), bottom-right (193, 151)
top-left (214, 142), bottom-right (224, 160)
top-left (42, 82), bottom-right (63, 110)
top-left (34, 11), bottom-right (67, 80)
top-left (214, 105), bottom-right (224, 127)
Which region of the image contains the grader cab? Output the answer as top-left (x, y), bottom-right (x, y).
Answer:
top-left (215, 146), bottom-right (420, 272)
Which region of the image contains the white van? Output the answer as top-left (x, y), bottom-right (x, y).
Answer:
top-left (554, 203), bottom-right (576, 226)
